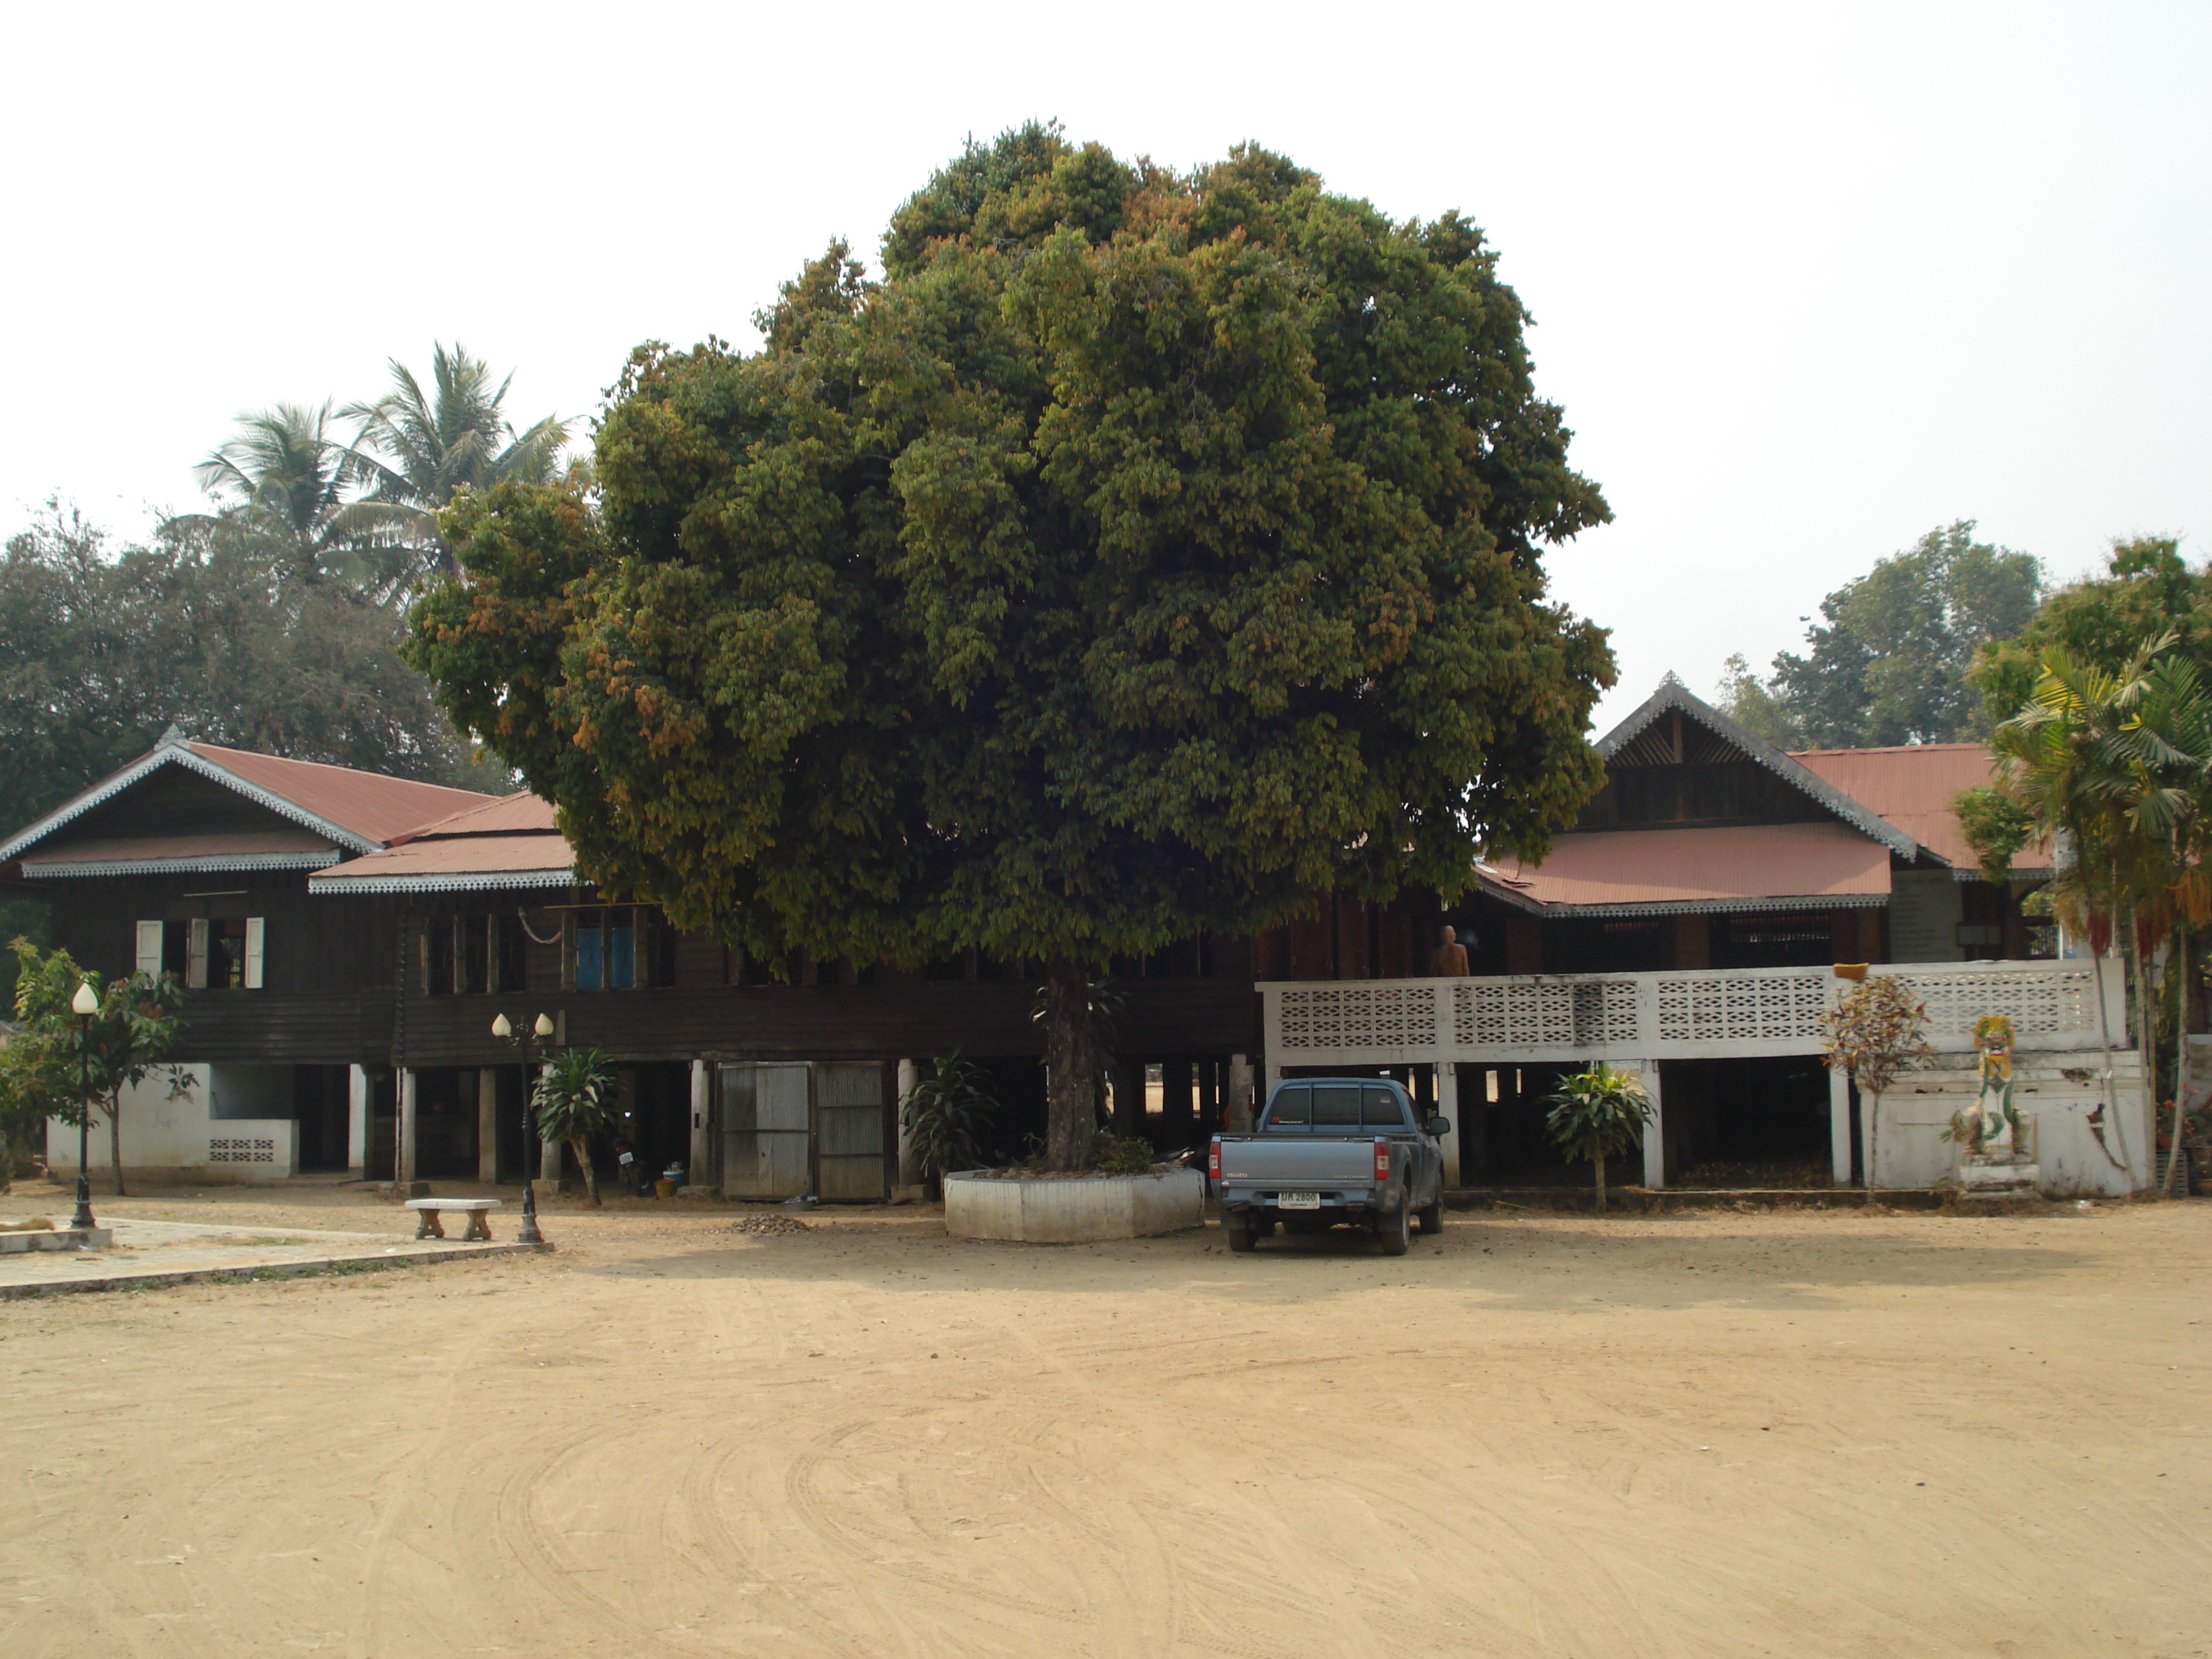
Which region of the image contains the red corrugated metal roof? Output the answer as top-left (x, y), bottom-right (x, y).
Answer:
top-left (184, 742), bottom-right (495, 845)
top-left (1791, 744), bottom-right (2049, 873)
top-left (385, 790), bottom-right (560, 844)
top-left (311, 791), bottom-right (572, 889)
top-left (1487, 822), bottom-right (1892, 911)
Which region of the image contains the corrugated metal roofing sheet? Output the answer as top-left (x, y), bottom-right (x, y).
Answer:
top-left (1486, 822), bottom-right (1892, 913)
top-left (311, 793), bottom-right (572, 891)
top-left (1791, 744), bottom-right (2049, 873)
top-left (184, 742), bottom-right (495, 845)
top-left (385, 790), bottom-right (560, 843)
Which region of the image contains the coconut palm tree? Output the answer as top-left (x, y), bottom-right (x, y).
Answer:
top-left (176, 402), bottom-right (415, 601)
top-left (343, 344), bottom-right (570, 572)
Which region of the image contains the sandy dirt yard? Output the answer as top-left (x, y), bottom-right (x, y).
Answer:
top-left (0, 1185), bottom-right (2206, 1659)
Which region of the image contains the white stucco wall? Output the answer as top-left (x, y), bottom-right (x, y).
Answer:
top-left (1869, 1049), bottom-right (2149, 1197)
top-left (47, 1064), bottom-right (298, 1182)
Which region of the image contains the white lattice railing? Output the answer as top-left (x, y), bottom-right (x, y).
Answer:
top-left (1264, 958), bottom-right (2123, 1066)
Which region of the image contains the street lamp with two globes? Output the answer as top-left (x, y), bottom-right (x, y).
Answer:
top-left (491, 1010), bottom-right (555, 1245)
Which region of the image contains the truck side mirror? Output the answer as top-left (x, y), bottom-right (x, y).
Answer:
top-left (1427, 1117), bottom-right (1452, 1136)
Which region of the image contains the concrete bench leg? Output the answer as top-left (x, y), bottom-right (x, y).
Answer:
top-left (464, 1211), bottom-right (493, 1242)
top-left (415, 1210), bottom-right (446, 1240)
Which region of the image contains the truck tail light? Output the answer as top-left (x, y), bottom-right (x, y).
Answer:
top-left (1208, 1137), bottom-right (1222, 1179)
top-left (1374, 1137), bottom-right (1390, 1180)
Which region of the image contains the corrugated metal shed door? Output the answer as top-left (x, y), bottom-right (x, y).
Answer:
top-left (719, 1063), bottom-right (811, 1199)
top-left (814, 1062), bottom-right (886, 1202)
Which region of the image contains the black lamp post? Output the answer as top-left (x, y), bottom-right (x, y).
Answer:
top-left (493, 1011), bottom-right (554, 1245)
top-left (69, 981), bottom-right (98, 1231)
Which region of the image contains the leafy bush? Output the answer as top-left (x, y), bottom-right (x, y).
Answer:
top-left (1091, 1133), bottom-right (1156, 1176)
top-left (1543, 1063), bottom-right (1653, 1210)
top-left (532, 1046), bottom-right (615, 1205)
top-left (901, 1053), bottom-right (995, 1190)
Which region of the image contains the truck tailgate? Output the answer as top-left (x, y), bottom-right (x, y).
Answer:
top-left (1220, 1138), bottom-right (1378, 1186)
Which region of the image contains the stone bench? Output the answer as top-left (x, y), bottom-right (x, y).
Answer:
top-left (405, 1198), bottom-right (502, 1241)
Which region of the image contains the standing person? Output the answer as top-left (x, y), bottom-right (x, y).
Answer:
top-left (1430, 924), bottom-right (1470, 977)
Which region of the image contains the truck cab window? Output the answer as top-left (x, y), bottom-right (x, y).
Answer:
top-left (1311, 1085), bottom-right (1362, 1125)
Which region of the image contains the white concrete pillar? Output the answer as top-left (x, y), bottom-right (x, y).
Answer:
top-left (1264, 1061), bottom-right (1285, 1097)
top-left (477, 1068), bottom-right (500, 1184)
top-left (1226, 1054), bottom-right (1254, 1133)
top-left (895, 1058), bottom-right (920, 1184)
top-left (1829, 1066), bottom-right (1853, 1187)
top-left (689, 1060), bottom-right (712, 1186)
top-left (538, 1130), bottom-right (565, 1197)
top-left (397, 1069), bottom-right (418, 1187)
top-left (1436, 1062), bottom-right (1462, 1188)
top-left (346, 1065), bottom-right (369, 1177)
top-left (1640, 1061), bottom-right (1666, 1190)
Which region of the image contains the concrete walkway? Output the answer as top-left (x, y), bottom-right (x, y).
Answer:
top-left (0, 1215), bottom-right (539, 1298)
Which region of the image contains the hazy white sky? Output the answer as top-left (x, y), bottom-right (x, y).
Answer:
top-left (4, 1), bottom-right (2204, 730)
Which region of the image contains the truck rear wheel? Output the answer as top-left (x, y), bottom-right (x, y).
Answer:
top-left (1416, 1201), bottom-right (1443, 1236)
top-left (1380, 1200), bottom-right (1411, 1256)
top-left (1226, 1223), bottom-right (1256, 1253)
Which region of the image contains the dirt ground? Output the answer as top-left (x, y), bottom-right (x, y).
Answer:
top-left (0, 1182), bottom-right (2206, 1659)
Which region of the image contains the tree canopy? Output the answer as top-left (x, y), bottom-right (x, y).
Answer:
top-left (0, 500), bottom-right (497, 828)
top-left (1719, 521), bottom-right (2044, 747)
top-left (410, 125), bottom-right (1617, 1166)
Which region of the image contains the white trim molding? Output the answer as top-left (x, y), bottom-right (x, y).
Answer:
top-left (21, 851), bottom-right (343, 878)
top-left (309, 868), bottom-right (575, 895)
top-left (0, 737), bottom-right (380, 863)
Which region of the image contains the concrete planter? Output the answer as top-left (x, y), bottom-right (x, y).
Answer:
top-left (943, 1168), bottom-right (1205, 1244)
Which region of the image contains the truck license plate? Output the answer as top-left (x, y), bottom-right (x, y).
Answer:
top-left (1277, 1192), bottom-right (1323, 1210)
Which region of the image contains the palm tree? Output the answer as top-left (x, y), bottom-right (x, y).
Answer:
top-left (1987, 637), bottom-right (2212, 1186)
top-left (176, 402), bottom-right (414, 601)
top-left (343, 344), bottom-right (570, 572)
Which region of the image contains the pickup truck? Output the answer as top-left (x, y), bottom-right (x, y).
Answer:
top-left (1210, 1077), bottom-right (1450, 1256)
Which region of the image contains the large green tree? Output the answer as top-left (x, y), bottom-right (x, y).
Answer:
top-left (408, 126), bottom-right (1616, 1169)
top-left (1722, 521), bottom-right (2044, 747)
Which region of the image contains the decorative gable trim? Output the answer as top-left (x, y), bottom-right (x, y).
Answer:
top-left (1596, 675), bottom-right (1930, 860)
top-left (0, 736), bottom-right (379, 864)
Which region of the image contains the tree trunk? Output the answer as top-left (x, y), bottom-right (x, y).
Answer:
top-left (1041, 959), bottom-right (1094, 1172)
top-left (2170, 927), bottom-right (2191, 1196)
top-left (2090, 939), bottom-right (2129, 1172)
top-left (1593, 1152), bottom-right (1607, 1212)
top-left (1863, 1087), bottom-right (1881, 1205)
top-left (107, 1091), bottom-right (127, 1197)
top-left (572, 1136), bottom-right (598, 1205)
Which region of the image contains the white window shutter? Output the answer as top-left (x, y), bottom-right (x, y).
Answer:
top-left (135, 921), bottom-right (163, 978)
top-left (243, 918), bottom-right (266, 989)
top-left (187, 919), bottom-right (210, 989)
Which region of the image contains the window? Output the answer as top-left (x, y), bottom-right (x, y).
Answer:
top-left (425, 914), bottom-right (532, 995)
top-left (565, 907), bottom-right (673, 991)
top-left (1265, 1085), bottom-right (1311, 1127)
top-left (1362, 1085), bottom-right (1409, 1128)
top-left (1311, 1084), bottom-right (1362, 1125)
top-left (182, 917), bottom-right (264, 989)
